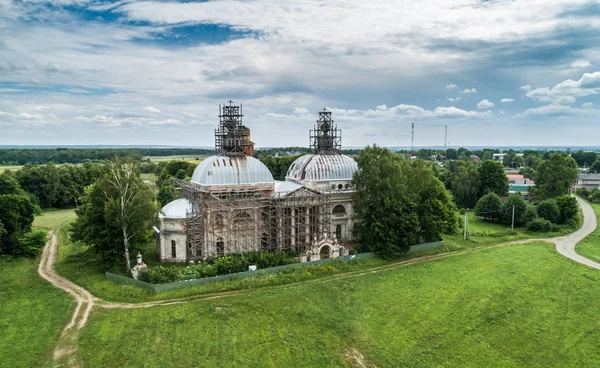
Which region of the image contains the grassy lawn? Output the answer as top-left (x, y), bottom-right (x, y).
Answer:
top-left (78, 243), bottom-right (600, 367)
top-left (442, 210), bottom-right (579, 250)
top-left (140, 173), bottom-right (157, 185)
top-left (0, 164), bottom-right (23, 172)
top-left (33, 208), bottom-right (78, 231)
top-left (50, 208), bottom-right (581, 304)
top-left (0, 258), bottom-right (75, 368)
top-left (575, 202), bottom-right (600, 263)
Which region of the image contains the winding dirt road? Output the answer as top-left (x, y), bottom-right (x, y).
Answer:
top-left (37, 198), bottom-right (599, 367)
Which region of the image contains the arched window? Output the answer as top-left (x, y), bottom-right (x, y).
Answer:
top-left (336, 224), bottom-right (342, 239)
top-left (216, 238), bottom-right (225, 256)
top-left (215, 213), bottom-right (224, 227)
top-left (332, 205), bottom-right (346, 216)
top-left (171, 240), bottom-right (177, 258)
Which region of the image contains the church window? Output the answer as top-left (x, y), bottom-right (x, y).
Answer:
top-left (171, 240), bottom-right (177, 258)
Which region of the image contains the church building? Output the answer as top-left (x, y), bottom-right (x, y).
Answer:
top-left (157, 101), bottom-right (358, 262)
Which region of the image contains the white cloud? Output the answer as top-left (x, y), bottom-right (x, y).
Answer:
top-left (500, 98), bottom-right (514, 103)
top-left (144, 106), bottom-right (161, 113)
top-left (433, 106), bottom-right (482, 117)
top-left (446, 84), bottom-right (457, 89)
top-left (19, 113), bottom-right (43, 120)
top-left (459, 88), bottom-right (477, 94)
top-left (571, 59), bottom-right (591, 68)
top-left (293, 107), bottom-right (309, 114)
top-left (520, 85), bottom-right (531, 91)
top-left (446, 97), bottom-right (461, 102)
top-left (477, 99), bottom-right (495, 109)
top-left (582, 102), bottom-right (595, 108)
top-left (519, 104), bottom-right (590, 118)
top-left (526, 71), bottom-right (600, 104)
top-left (148, 119), bottom-right (181, 126)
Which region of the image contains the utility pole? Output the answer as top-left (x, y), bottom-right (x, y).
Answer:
top-left (463, 210), bottom-right (470, 240)
top-left (511, 205), bottom-right (515, 230)
top-left (464, 211), bottom-right (467, 240)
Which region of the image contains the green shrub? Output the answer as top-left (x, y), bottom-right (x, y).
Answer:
top-left (556, 195), bottom-right (578, 224)
top-left (475, 193), bottom-right (501, 221)
top-left (18, 229), bottom-right (48, 257)
top-left (500, 194), bottom-right (528, 226)
top-left (537, 200), bottom-right (560, 224)
top-left (577, 187), bottom-right (590, 199)
top-left (138, 265), bottom-right (181, 284)
top-left (527, 218), bottom-right (553, 232)
top-left (521, 205), bottom-right (538, 225)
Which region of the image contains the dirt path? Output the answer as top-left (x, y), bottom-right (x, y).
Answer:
top-left (38, 199), bottom-right (600, 366)
top-left (38, 232), bottom-right (95, 367)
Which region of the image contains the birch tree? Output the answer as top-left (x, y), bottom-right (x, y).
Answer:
top-left (73, 157), bottom-right (157, 271)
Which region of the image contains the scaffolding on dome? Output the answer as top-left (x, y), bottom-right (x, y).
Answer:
top-left (310, 108), bottom-right (342, 155)
top-left (176, 179), bottom-right (332, 260)
top-left (215, 100), bottom-right (255, 156)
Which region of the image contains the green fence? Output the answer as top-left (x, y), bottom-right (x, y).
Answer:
top-left (106, 241), bottom-right (444, 293)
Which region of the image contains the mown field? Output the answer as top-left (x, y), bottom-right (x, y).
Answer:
top-left (0, 210), bottom-right (77, 368)
top-left (78, 243), bottom-right (600, 367)
top-left (144, 154), bottom-right (206, 163)
top-left (575, 202), bottom-right (600, 263)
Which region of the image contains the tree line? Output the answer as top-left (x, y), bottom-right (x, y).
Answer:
top-left (0, 148), bottom-right (213, 165)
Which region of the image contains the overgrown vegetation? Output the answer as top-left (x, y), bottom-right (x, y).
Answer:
top-left (139, 251), bottom-right (298, 283)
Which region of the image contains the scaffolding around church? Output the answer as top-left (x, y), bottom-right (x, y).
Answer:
top-left (175, 179), bottom-right (333, 260)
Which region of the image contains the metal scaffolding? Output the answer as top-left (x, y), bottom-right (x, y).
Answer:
top-left (176, 179), bottom-right (332, 260)
top-left (310, 108), bottom-right (341, 154)
top-left (215, 100), bottom-right (254, 156)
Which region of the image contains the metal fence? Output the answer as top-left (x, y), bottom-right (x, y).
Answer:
top-left (106, 241), bottom-right (444, 293)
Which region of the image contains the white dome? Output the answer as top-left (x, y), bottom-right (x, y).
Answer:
top-left (285, 154), bottom-right (358, 182)
top-left (160, 198), bottom-right (193, 219)
top-left (191, 155), bottom-right (274, 186)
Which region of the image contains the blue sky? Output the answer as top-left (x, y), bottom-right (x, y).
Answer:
top-left (1, 0), bottom-right (600, 148)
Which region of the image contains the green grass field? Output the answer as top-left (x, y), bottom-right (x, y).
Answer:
top-left (0, 164), bottom-right (23, 172)
top-left (0, 257), bottom-right (74, 368)
top-left (51, 209), bottom-right (581, 304)
top-left (575, 202), bottom-right (600, 263)
top-left (144, 155), bottom-right (206, 163)
top-left (78, 243), bottom-right (600, 367)
top-left (442, 210), bottom-right (579, 249)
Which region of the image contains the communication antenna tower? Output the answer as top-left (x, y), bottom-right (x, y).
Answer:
top-left (444, 125), bottom-right (448, 150)
top-left (410, 122), bottom-right (415, 157)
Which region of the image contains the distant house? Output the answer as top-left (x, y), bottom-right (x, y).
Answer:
top-left (507, 174), bottom-right (535, 199)
top-left (469, 155), bottom-right (480, 162)
top-left (492, 153), bottom-right (505, 162)
top-left (574, 173), bottom-right (600, 190)
top-left (507, 174), bottom-right (534, 185)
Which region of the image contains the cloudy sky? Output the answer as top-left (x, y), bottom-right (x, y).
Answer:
top-left (1, 0), bottom-right (600, 148)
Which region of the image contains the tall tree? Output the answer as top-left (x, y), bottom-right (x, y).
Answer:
top-left (0, 173), bottom-right (39, 256)
top-left (500, 194), bottom-right (528, 226)
top-left (352, 146), bottom-right (418, 257)
top-left (590, 159), bottom-right (600, 174)
top-left (450, 161), bottom-right (481, 209)
top-left (475, 193), bottom-right (502, 221)
top-left (73, 157), bottom-right (157, 271)
top-left (479, 160), bottom-right (508, 197)
top-left (352, 147), bottom-right (456, 257)
top-left (533, 154), bottom-right (578, 199)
